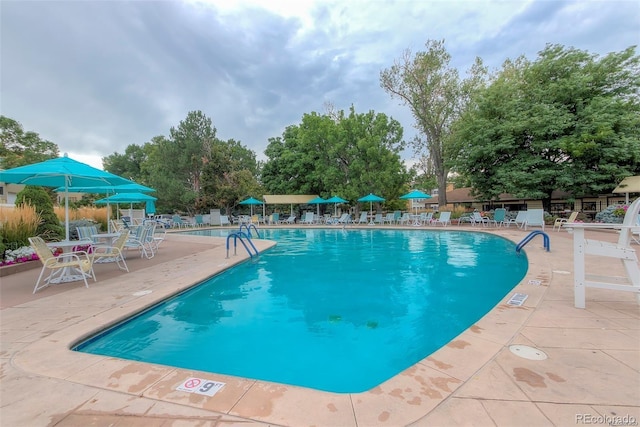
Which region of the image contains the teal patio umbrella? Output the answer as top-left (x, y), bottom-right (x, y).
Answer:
top-left (95, 192), bottom-right (158, 227)
top-left (400, 189), bottom-right (432, 214)
top-left (0, 154), bottom-right (130, 240)
top-left (306, 196), bottom-right (326, 217)
top-left (358, 193), bottom-right (385, 223)
top-left (57, 182), bottom-right (157, 231)
top-left (239, 197), bottom-right (264, 216)
top-left (325, 195), bottom-right (348, 216)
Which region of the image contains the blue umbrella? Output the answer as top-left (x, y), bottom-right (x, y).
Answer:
top-left (56, 182), bottom-right (156, 194)
top-left (325, 195), bottom-right (348, 216)
top-left (95, 192), bottom-right (157, 204)
top-left (57, 182), bottom-right (156, 232)
top-left (0, 154), bottom-right (130, 240)
top-left (358, 193), bottom-right (385, 222)
top-left (400, 189), bottom-right (432, 214)
top-left (239, 197), bottom-right (264, 216)
top-left (145, 200), bottom-right (156, 216)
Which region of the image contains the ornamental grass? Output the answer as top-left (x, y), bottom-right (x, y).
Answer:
top-left (0, 204), bottom-right (41, 249)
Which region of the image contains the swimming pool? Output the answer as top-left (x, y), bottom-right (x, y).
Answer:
top-left (75, 228), bottom-right (528, 393)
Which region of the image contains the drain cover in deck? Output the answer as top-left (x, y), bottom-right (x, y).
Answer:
top-left (509, 345), bottom-right (548, 360)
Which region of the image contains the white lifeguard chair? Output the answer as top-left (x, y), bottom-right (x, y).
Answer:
top-left (565, 197), bottom-right (640, 308)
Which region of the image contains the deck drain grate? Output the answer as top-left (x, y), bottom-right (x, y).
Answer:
top-left (509, 345), bottom-right (548, 360)
top-left (507, 293), bottom-right (528, 306)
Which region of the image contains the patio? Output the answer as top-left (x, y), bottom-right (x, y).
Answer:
top-left (1, 227), bottom-right (638, 426)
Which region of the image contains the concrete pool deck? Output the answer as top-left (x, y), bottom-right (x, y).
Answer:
top-left (1, 226), bottom-right (638, 426)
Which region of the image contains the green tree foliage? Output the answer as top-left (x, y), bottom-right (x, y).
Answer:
top-left (102, 143), bottom-right (150, 182)
top-left (380, 40), bottom-right (486, 206)
top-left (453, 45), bottom-right (640, 209)
top-left (200, 139), bottom-right (262, 214)
top-left (261, 106), bottom-right (408, 209)
top-left (0, 116), bottom-right (58, 168)
top-left (15, 186), bottom-right (63, 241)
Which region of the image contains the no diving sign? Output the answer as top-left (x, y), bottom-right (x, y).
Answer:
top-left (177, 377), bottom-right (225, 397)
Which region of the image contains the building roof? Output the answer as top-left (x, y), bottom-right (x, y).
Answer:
top-left (263, 195), bottom-right (319, 204)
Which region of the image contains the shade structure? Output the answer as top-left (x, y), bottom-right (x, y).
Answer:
top-left (325, 195), bottom-right (347, 216)
top-left (306, 196), bottom-right (327, 216)
top-left (0, 154), bottom-right (130, 240)
top-left (239, 197), bottom-right (264, 216)
top-left (400, 189), bottom-right (432, 214)
top-left (358, 193), bottom-right (385, 223)
top-left (613, 176), bottom-right (640, 204)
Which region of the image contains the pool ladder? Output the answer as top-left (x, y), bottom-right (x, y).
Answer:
top-left (226, 224), bottom-right (260, 259)
top-left (516, 231), bottom-right (550, 253)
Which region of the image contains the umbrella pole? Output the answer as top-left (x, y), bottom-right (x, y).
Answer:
top-left (64, 180), bottom-right (70, 241)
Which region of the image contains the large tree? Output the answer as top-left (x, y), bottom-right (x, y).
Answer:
top-left (380, 40), bottom-right (486, 207)
top-left (0, 116), bottom-right (58, 168)
top-left (261, 106), bottom-right (408, 206)
top-left (452, 44), bottom-right (640, 210)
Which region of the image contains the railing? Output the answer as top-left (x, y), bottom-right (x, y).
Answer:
top-left (239, 223), bottom-right (261, 239)
top-left (226, 231), bottom-right (259, 259)
top-left (516, 231), bottom-right (550, 253)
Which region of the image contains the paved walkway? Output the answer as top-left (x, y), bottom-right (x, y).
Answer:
top-left (1, 226), bottom-right (638, 426)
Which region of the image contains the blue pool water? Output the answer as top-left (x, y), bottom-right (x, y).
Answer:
top-left (75, 229), bottom-right (528, 393)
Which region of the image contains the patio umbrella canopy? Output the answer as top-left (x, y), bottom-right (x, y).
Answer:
top-left (57, 182), bottom-right (156, 232)
top-left (0, 154), bottom-right (130, 240)
top-left (400, 189), bottom-right (432, 214)
top-left (95, 192), bottom-right (158, 226)
top-left (239, 197), bottom-right (264, 216)
top-left (95, 192), bottom-right (157, 204)
top-left (358, 193), bottom-right (385, 222)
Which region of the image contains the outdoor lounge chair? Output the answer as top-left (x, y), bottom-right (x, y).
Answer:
top-left (356, 212), bottom-right (368, 224)
top-left (505, 211), bottom-right (527, 228)
top-left (398, 213), bottom-right (411, 225)
top-left (471, 212), bottom-right (491, 226)
top-left (382, 213), bottom-right (395, 225)
top-left (432, 211), bottom-right (451, 226)
top-left (568, 197), bottom-right (640, 308)
top-left (523, 209), bottom-right (545, 230)
top-left (301, 212), bottom-right (315, 225)
top-left (282, 215), bottom-right (296, 224)
top-left (553, 211), bottom-right (579, 231)
top-left (220, 215), bottom-right (231, 226)
top-left (489, 208), bottom-right (507, 227)
top-left (337, 213), bottom-right (352, 224)
top-left (28, 236), bottom-right (96, 293)
top-left (457, 213), bottom-right (474, 226)
top-left (125, 223), bottom-right (155, 259)
top-left (90, 231), bottom-right (130, 272)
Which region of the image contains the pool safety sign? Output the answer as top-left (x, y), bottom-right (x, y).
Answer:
top-left (177, 377), bottom-right (225, 397)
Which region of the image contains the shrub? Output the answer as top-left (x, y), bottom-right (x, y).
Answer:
top-left (16, 186), bottom-right (63, 240)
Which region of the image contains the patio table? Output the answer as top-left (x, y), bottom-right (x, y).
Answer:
top-left (46, 241), bottom-right (94, 284)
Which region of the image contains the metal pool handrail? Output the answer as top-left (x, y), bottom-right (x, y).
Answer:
top-left (226, 231), bottom-right (259, 259)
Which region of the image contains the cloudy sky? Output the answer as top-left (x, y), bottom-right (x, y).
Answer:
top-left (2, 0), bottom-right (638, 169)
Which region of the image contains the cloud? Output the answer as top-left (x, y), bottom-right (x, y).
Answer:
top-left (1, 0), bottom-right (638, 169)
